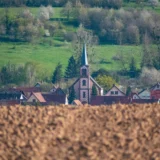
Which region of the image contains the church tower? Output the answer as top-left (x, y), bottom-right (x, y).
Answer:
top-left (79, 44), bottom-right (90, 103)
top-left (69, 44), bottom-right (103, 104)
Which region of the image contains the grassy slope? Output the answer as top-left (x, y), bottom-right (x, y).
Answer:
top-left (0, 4), bottom-right (158, 78)
top-left (0, 42), bottom-right (142, 78)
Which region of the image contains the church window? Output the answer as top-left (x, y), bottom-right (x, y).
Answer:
top-left (82, 80), bottom-right (86, 86)
top-left (82, 69), bottom-right (87, 76)
top-left (83, 92), bottom-right (86, 98)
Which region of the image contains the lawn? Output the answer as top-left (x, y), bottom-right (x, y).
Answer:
top-left (0, 42), bottom-right (142, 78)
top-left (0, 7), bottom-right (62, 18)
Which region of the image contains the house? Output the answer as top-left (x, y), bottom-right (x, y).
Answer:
top-left (138, 89), bottom-right (151, 99)
top-left (27, 92), bottom-right (68, 105)
top-left (130, 92), bottom-right (140, 100)
top-left (105, 84), bottom-right (126, 97)
top-left (0, 89), bottom-right (26, 105)
top-left (27, 92), bottom-right (46, 103)
top-left (11, 86), bottom-right (41, 98)
top-left (42, 93), bottom-right (68, 105)
top-left (50, 87), bottom-right (66, 95)
top-left (69, 44), bottom-right (103, 104)
top-left (150, 82), bottom-right (160, 99)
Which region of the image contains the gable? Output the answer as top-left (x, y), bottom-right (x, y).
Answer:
top-left (27, 94), bottom-right (39, 102)
top-left (105, 86), bottom-right (125, 96)
top-left (139, 90), bottom-right (150, 96)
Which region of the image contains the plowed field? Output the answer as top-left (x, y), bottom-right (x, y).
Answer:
top-left (0, 104), bottom-right (160, 160)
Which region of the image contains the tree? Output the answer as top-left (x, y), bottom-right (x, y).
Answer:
top-left (129, 57), bottom-right (137, 78)
top-left (72, 24), bottom-right (98, 73)
top-left (126, 86), bottom-right (131, 96)
top-left (68, 86), bottom-right (76, 104)
top-left (65, 56), bottom-right (77, 78)
top-left (52, 62), bottom-right (63, 85)
top-left (61, 1), bottom-right (73, 20)
top-left (95, 75), bottom-right (117, 92)
top-left (92, 84), bottom-right (97, 96)
top-left (141, 34), bottom-right (154, 68)
top-left (38, 5), bottom-right (53, 21)
top-left (139, 67), bottom-right (160, 87)
top-left (148, 0), bottom-right (159, 9)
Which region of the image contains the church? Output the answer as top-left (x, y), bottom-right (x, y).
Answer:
top-left (69, 44), bottom-right (103, 104)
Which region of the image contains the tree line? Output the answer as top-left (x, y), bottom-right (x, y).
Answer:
top-left (63, 6), bottom-right (160, 45)
top-left (0, 6), bottom-right (54, 42)
top-left (0, 0), bottom-right (136, 8)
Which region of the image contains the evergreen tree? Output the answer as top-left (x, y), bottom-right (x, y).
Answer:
top-left (52, 62), bottom-right (63, 85)
top-left (91, 84), bottom-right (97, 96)
top-left (68, 87), bottom-right (76, 104)
top-left (129, 57), bottom-right (137, 78)
top-left (126, 86), bottom-right (131, 96)
top-left (65, 56), bottom-right (77, 78)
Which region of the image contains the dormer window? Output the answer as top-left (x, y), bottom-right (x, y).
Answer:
top-left (82, 80), bottom-right (86, 86)
top-left (82, 69), bottom-right (87, 76)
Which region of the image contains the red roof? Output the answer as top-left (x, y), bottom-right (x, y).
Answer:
top-left (31, 92), bottom-right (46, 103)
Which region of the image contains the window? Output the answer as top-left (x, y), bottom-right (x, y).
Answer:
top-left (83, 92), bottom-right (86, 98)
top-left (82, 80), bottom-right (86, 86)
top-left (115, 91), bottom-right (118, 95)
top-left (32, 99), bottom-right (36, 102)
top-left (82, 69), bottom-right (87, 76)
top-left (111, 91), bottom-right (114, 95)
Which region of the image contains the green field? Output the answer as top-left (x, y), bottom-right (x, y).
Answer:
top-left (0, 7), bottom-right (63, 18)
top-left (0, 42), bottom-right (142, 78)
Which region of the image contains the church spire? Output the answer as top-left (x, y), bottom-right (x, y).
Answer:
top-left (81, 43), bottom-right (88, 66)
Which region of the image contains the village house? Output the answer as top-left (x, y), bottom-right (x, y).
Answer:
top-left (69, 44), bottom-right (103, 104)
top-left (27, 92), bottom-right (68, 105)
top-left (138, 89), bottom-right (151, 99)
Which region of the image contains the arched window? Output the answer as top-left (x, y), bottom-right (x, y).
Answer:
top-left (82, 69), bottom-right (87, 76)
top-left (82, 80), bottom-right (86, 86)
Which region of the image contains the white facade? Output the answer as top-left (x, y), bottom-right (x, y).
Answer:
top-left (105, 86), bottom-right (125, 96)
top-left (138, 90), bottom-right (151, 99)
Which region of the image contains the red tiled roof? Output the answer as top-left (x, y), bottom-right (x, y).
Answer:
top-left (32, 92), bottom-right (46, 103)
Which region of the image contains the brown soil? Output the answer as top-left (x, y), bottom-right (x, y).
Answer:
top-left (0, 104), bottom-right (160, 160)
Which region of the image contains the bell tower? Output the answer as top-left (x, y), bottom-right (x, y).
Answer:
top-left (79, 44), bottom-right (90, 103)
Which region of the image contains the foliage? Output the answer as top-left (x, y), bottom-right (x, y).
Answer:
top-left (68, 86), bottom-right (76, 104)
top-left (129, 57), bottom-right (137, 78)
top-left (0, 62), bottom-right (36, 86)
top-left (91, 84), bottom-right (97, 96)
top-left (91, 69), bottom-right (110, 78)
top-left (52, 62), bottom-right (63, 85)
top-left (139, 67), bottom-right (160, 86)
top-left (126, 86), bottom-right (131, 96)
top-left (95, 75), bottom-right (117, 92)
top-left (65, 56), bottom-right (77, 78)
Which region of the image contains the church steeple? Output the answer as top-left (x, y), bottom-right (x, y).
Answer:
top-left (81, 44), bottom-right (88, 66)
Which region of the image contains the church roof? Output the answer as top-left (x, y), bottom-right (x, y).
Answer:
top-left (81, 44), bottom-right (88, 66)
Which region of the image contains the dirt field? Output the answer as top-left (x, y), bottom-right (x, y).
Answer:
top-left (0, 104), bottom-right (160, 160)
